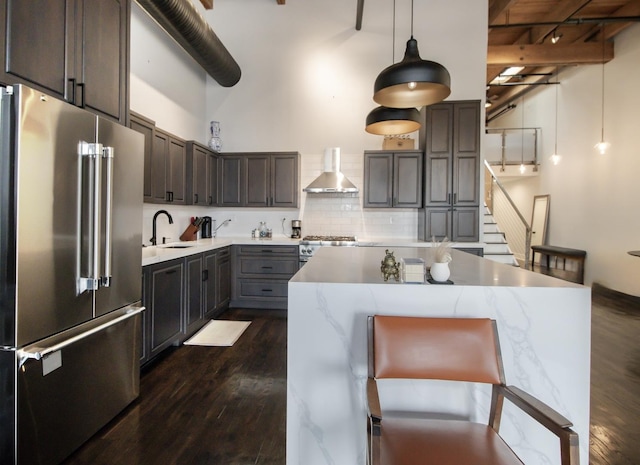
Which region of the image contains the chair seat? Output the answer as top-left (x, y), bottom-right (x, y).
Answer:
top-left (379, 418), bottom-right (524, 465)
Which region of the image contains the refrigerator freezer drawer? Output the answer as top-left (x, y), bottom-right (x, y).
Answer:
top-left (16, 307), bottom-right (143, 465)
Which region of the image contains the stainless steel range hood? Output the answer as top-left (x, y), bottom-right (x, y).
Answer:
top-left (303, 148), bottom-right (359, 193)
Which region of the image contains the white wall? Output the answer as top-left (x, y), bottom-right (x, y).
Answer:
top-left (489, 23), bottom-right (640, 296)
top-left (131, 0), bottom-right (487, 243)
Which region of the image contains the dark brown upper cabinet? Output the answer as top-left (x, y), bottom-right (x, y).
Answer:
top-left (218, 152), bottom-right (300, 208)
top-left (0, 0), bottom-right (129, 124)
top-left (187, 141), bottom-right (218, 206)
top-left (129, 112), bottom-right (155, 202)
top-left (363, 150), bottom-right (423, 208)
top-left (420, 100), bottom-right (481, 241)
top-left (148, 129), bottom-right (186, 205)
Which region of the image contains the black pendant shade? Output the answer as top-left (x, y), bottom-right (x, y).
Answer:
top-left (373, 37), bottom-right (451, 108)
top-left (365, 106), bottom-right (421, 135)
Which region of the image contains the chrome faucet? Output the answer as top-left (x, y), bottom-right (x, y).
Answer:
top-left (150, 210), bottom-right (173, 246)
top-left (213, 218), bottom-right (232, 238)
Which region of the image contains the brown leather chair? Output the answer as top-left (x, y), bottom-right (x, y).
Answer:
top-left (366, 315), bottom-right (579, 465)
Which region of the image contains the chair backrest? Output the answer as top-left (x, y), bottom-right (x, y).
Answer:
top-left (369, 315), bottom-right (505, 384)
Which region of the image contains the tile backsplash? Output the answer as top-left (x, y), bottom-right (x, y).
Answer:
top-left (142, 151), bottom-right (420, 244)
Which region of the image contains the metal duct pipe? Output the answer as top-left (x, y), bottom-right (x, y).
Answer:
top-left (136, 0), bottom-right (241, 87)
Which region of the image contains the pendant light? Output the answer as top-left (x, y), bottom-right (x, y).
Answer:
top-left (549, 70), bottom-right (562, 165)
top-left (594, 25), bottom-right (610, 155)
top-left (365, 0), bottom-right (421, 135)
top-left (373, 0), bottom-right (451, 109)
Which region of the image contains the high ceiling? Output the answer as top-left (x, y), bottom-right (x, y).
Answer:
top-left (487, 0), bottom-right (640, 121)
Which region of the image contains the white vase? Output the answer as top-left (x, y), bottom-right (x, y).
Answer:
top-left (430, 262), bottom-right (450, 282)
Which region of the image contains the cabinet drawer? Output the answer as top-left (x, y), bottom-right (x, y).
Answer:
top-left (239, 257), bottom-right (298, 276)
top-left (237, 279), bottom-right (289, 298)
top-left (237, 245), bottom-right (298, 256)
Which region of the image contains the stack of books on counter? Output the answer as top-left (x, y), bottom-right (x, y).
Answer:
top-left (400, 258), bottom-right (425, 283)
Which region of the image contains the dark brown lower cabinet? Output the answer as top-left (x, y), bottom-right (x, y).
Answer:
top-left (141, 247), bottom-right (231, 366)
top-left (419, 206), bottom-right (479, 242)
top-left (142, 259), bottom-right (184, 364)
top-left (231, 245), bottom-right (298, 310)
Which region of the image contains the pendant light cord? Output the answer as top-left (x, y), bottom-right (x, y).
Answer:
top-left (521, 95), bottom-right (525, 165)
top-left (392, 0), bottom-right (396, 62)
top-left (554, 70), bottom-right (559, 154)
top-left (410, 0), bottom-right (414, 38)
top-left (600, 24), bottom-right (605, 141)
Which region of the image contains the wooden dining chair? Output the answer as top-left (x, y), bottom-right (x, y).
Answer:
top-left (366, 315), bottom-right (579, 465)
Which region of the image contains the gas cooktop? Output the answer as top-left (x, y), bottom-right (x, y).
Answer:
top-left (301, 235), bottom-right (357, 242)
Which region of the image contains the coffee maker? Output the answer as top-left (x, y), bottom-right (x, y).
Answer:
top-left (201, 216), bottom-right (212, 238)
top-left (291, 220), bottom-right (302, 239)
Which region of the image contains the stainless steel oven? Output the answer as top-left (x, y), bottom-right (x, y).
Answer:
top-left (299, 235), bottom-right (358, 267)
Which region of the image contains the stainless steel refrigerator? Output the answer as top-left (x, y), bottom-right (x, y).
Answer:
top-left (0, 85), bottom-right (145, 465)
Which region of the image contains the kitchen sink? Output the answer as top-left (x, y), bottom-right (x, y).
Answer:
top-left (157, 243), bottom-right (198, 249)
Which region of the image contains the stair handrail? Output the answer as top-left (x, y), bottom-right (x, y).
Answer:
top-left (484, 160), bottom-right (532, 268)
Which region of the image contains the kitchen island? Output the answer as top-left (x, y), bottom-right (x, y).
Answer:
top-left (287, 246), bottom-right (590, 465)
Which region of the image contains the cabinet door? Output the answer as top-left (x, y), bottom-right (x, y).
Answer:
top-left (129, 112), bottom-right (155, 202)
top-left (363, 153), bottom-right (393, 208)
top-left (452, 207), bottom-right (479, 242)
top-left (0, 0), bottom-right (73, 100)
top-left (168, 137), bottom-right (186, 204)
top-left (424, 104), bottom-right (453, 207)
top-left (271, 153), bottom-right (299, 207)
top-left (204, 251), bottom-right (217, 318)
top-left (184, 255), bottom-right (204, 336)
top-left (246, 155), bottom-right (270, 207)
top-left (145, 261), bottom-right (183, 357)
top-left (453, 102), bottom-right (480, 206)
top-left (216, 248), bottom-right (231, 310)
top-left (151, 131), bottom-right (169, 203)
top-left (208, 153), bottom-right (218, 206)
top-left (393, 152), bottom-right (423, 207)
top-left (190, 143), bottom-right (210, 206)
top-left (219, 155), bottom-right (243, 206)
top-left (78, 0), bottom-right (128, 123)
top-left (422, 208), bottom-right (452, 241)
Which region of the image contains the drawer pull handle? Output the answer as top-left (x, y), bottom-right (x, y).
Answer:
top-left (261, 249), bottom-right (274, 253)
top-left (261, 266), bottom-right (273, 269)
top-left (262, 289), bottom-right (273, 292)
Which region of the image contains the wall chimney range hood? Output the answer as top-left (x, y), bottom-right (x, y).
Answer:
top-left (304, 148), bottom-right (359, 193)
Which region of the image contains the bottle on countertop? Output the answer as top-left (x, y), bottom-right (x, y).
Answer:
top-left (259, 221), bottom-right (267, 238)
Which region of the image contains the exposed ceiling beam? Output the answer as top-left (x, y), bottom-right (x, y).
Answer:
top-left (488, 42), bottom-right (613, 67)
top-left (486, 66), bottom-right (557, 120)
top-left (277, 0), bottom-right (285, 4)
top-left (199, 0), bottom-right (213, 10)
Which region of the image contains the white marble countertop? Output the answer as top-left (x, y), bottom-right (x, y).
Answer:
top-left (141, 236), bottom-right (301, 266)
top-left (292, 246), bottom-right (582, 288)
top-left (141, 236), bottom-right (486, 267)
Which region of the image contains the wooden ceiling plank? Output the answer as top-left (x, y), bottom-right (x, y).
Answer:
top-left (488, 42), bottom-right (614, 66)
top-left (489, 0), bottom-right (520, 25)
top-left (199, 0), bottom-right (213, 10)
top-left (277, 0), bottom-right (285, 4)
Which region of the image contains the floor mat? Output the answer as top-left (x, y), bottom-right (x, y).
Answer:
top-left (184, 320), bottom-right (251, 346)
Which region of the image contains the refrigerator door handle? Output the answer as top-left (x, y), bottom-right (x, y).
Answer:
top-left (101, 146), bottom-right (114, 287)
top-left (77, 141), bottom-right (103, 295)
top-left (16, 306), bottom-right (145, 366)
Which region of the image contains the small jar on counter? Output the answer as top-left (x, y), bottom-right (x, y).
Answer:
top-left (267, 228), bottom-right (272, 238)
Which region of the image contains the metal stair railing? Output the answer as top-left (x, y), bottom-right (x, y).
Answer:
top-left (484, 160), bottom-right (531, 268)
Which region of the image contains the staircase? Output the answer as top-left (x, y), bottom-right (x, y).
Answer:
top-left (482, 206), bottom-right (519, 266)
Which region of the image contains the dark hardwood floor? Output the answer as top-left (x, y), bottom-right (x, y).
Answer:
top-left (589, 284), bottom-right (640, 465)
top-left (61, 286), bottom-right (640, 465)
top-left (61, 309), bottom-right (287, 465)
